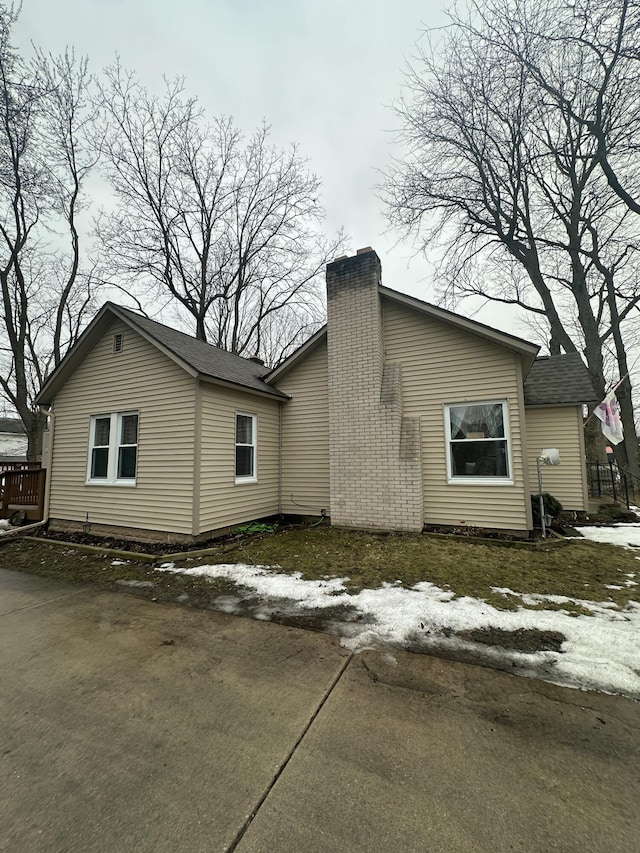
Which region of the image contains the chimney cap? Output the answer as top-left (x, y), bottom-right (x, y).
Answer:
top-left (326, 247), bottom-right (381, 275)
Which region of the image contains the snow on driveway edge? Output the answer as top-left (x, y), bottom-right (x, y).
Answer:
top-left (156, 561), bottom-right (640, 700)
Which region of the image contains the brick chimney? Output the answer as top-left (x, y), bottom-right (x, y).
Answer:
top-left (326, 248), bottom-right (423, 532)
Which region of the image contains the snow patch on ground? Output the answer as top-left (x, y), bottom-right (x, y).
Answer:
top-left (575, 522), bottom-right (640, 549)
top-left (156, 562), bottom-right (640, 699)
top-left (0, 433), bottom-right (27, 456)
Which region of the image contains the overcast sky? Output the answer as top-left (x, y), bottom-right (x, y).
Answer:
top-left (15, 0), bottom-right (526, 335)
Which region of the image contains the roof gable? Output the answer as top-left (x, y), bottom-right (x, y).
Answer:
top-left (268, 285), bottom-right (540, 384)
top-left (379, 288), bottom-right (540, 365)
top-left (267, 327), bottom-right (327, 383)
top-left (36, 303), bottom-right (288, 406)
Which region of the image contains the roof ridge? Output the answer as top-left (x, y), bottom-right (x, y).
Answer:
top-left (36, 301), bottom-right (289, 406)
top-left (104, 302), bottom-right (278, 375)
top-left (110, 303), bottom-right (236, 359)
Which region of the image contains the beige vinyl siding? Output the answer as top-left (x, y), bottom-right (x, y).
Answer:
top-left (525, 406), bottom-right (588, 510)
top-left (277, 341), bottom-right (330, 515)
top-left (49, 319), bottom-right (196, 534)
top-left (383, 298), bottom-right (531, 530)
top-left (198, 383), bottom-right (280, 531)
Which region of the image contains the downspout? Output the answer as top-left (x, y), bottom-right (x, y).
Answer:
top-left (277, 401), bottom-right (283, 516)
top-left (577, 404), bottom-right (589, 511)
top-left (42, 405), bottom-right (55, 523)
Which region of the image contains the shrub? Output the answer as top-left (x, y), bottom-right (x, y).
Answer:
top-left (232, 521), bottom-right (278, 535)
top-left (531, 493), bottom-right (563, 526)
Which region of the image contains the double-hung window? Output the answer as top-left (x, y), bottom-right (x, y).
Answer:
top-left (445, 401), bottom-right (511, 482)
top-left (235, 413), bottom-right (257, 483)
top-left (87, 411), bottom-right (139, 485)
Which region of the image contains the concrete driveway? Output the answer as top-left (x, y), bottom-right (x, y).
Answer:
top-left (1, 567), bottom-right (638, 852)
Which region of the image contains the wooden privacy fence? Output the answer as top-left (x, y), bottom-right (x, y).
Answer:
top-left (0, 460), bottom-right (40, 475)
top-left (0, 467), bottom-right (47, 521)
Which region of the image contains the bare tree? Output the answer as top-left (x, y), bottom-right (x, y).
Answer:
top-left (98, 65), bottom-right (342, 364)
top-left (0, 3), bottom-right (99, 457)
top-left (385, 0), bottom-right (640, 475)
top-left (482, 0), bottom-right (640, 216)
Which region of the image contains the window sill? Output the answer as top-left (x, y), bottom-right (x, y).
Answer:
top-left (235, 476), bottom-right (257, 485)
top-left (85, 479), bottom-right (137, 487)
top-left (447, 477), bottom-right (514, 486)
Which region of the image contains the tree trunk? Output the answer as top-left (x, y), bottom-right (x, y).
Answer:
top-left (584, 404), bottom-right (607, 463)
top-left (613, 376), bottom-right (639, 480)
top-left (25, 409), bottom-right (47, 462)
top-left (195, 313), bottom-right (207, 342)
top-left (604, 276), bottom-right (640, 480)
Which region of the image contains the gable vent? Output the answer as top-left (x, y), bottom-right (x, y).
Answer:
top-left (113, 333), bottom-right (124, 353)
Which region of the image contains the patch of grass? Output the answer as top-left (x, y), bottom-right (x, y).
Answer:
top-left (482, 591), bottom-right (522, 611)
top-left (196, 524), bottom-right (640, 610)
top-left (525, 600), bottom-right (595, 617)
top-left (482, 589), bottom-right (595, 616)
top-left (2, 523), bottom-right (639, 614)
top-left (0, 540), bottom-right (250, 608)
top-left (457, 627), bottom-right (566, 653)
top-left (231, 521), bottom-right (279, 535)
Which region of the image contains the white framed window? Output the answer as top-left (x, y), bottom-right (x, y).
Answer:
top-left (235, 412), bottom-right (257, 483)
top-left (445, 401), bottom-right (512, 483)
top-left (87, 411), bottom-right (139, 485)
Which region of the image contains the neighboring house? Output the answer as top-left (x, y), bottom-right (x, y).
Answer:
top-left (35, 248), bottom-right (594, 543)
top-left (0, 418), bottom-right (28, 466)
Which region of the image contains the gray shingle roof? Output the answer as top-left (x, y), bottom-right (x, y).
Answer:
top-left (524, 353), bottom-right (595, 405)
top-left (112, 305), bottom-right (288, 400)
top-left (0, 417), bottom-right (25, 434)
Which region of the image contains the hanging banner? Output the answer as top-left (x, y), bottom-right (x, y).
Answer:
top-left (593, 390), bottom-right (624, 445)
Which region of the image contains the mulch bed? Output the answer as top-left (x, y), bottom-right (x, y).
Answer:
top-left (36, 528), bottom-right (233, 555)
top-left (34, 519), bottom-right (568, 556)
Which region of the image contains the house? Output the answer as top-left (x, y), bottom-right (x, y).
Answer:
top-left (0, 418), bottom-right (28, 466)
top-left (35, 248), bottom-right (594, 543)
